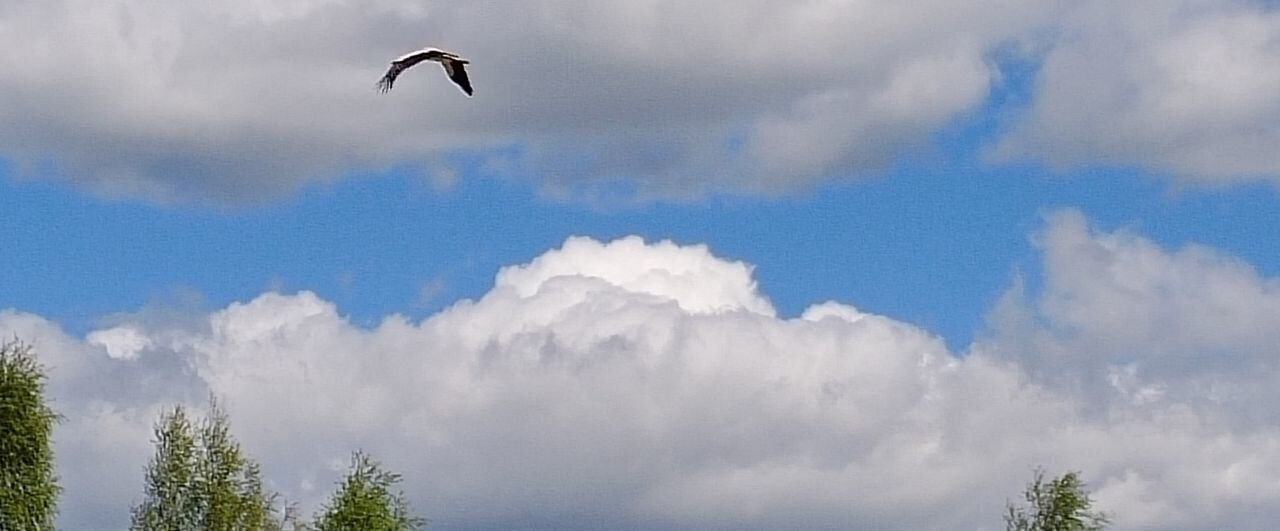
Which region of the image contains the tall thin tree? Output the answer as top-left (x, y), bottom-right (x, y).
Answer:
top-left (130, 406), bottom-right (199, 530)
top-left (194, 402), bottom-right (275, 530)
top-left (0, 339), bottom-right (61, 531)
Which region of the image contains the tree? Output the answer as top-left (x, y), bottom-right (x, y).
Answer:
top-left (1006, 469), bottom-right (1109, 531)
top-left (131, 406), bottom-right (200, 530)
top-left (195, 403), bottom-right (275, 530)
top-left (131, 399), bottom-right (280, 531)
top-left (312, 451), bottom-right (426, 531)
top-left (0, 339), bottom-right (60, 531)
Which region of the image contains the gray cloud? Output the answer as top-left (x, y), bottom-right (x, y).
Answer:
top-left (4, 218), bottom-right (1280, 530)
top-left (5, 1), bottom-right (1280, 203)
top-left (0, 0), bottom-right (1054, 203)
top-left (994, 0), bottom-right (1280, 185)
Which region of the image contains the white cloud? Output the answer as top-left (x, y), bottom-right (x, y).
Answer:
top-left (87, 326), bottom-right (152, 360)
top-left (494, 235), bottom-right (775, 316)
top-left (0, 0), bottom-right (1050, 203)
top-left (981, 210), bottom-right (1280, 426)
top-left (995, 0), bottom-right (1280, 184)
top-left (3, 223), bottom-right (1280, 530)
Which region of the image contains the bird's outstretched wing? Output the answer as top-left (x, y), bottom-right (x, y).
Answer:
top-left (376, 62), bottom-right (407, 93)
top-left (442, 59), bottom-right (473, 97)
top-left (376, 49), bottom-right (443, 93)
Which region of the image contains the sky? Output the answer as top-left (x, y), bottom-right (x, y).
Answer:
top-left (1, 0), bottom-right (1280, 530)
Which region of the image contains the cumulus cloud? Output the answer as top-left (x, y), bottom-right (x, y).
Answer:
top-left (87, 326), bottom-right (152, 360)
top-left (980, 209), bottom-right (1280, 428)
top-left (995, 0), bottom-right (1280, 184)
top-left (0, 0), bottom-right (1054, 203)
top-left (3, 219), bottom-right (1280, 530)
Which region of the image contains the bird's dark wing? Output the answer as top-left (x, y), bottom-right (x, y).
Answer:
top-left (376, 50), bottom-right (441, 93)
top-left (442, 59), bottom-right (473, 96)
top-left (376, 62), bottom-right (407, 93)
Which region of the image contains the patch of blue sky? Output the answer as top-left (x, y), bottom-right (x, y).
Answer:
top-left (6, 155), bottom-right (1278, 355)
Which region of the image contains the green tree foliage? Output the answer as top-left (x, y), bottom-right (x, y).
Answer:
top-left (312, 452), bottom-right (426, 531)
top-left (0, 340), bottom-right (61, 530)
top-left (130, 400), bottom-right (280, 531)
top-left (1006, 469), bottom-right (1109, 531)
top-left (130, 407), bottom-right (198, 530)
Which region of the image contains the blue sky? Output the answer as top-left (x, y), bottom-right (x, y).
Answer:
top-left (4, 1), bottom-right (1280, 530)
top-left (4, 103), bottom-right (1278, 351)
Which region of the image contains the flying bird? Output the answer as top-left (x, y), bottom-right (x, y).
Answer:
top-left (377, 47), bottom-right (473, 97)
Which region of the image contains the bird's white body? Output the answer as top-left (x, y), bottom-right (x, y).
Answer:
top-left (394, 47), bottom-right (454, 63)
